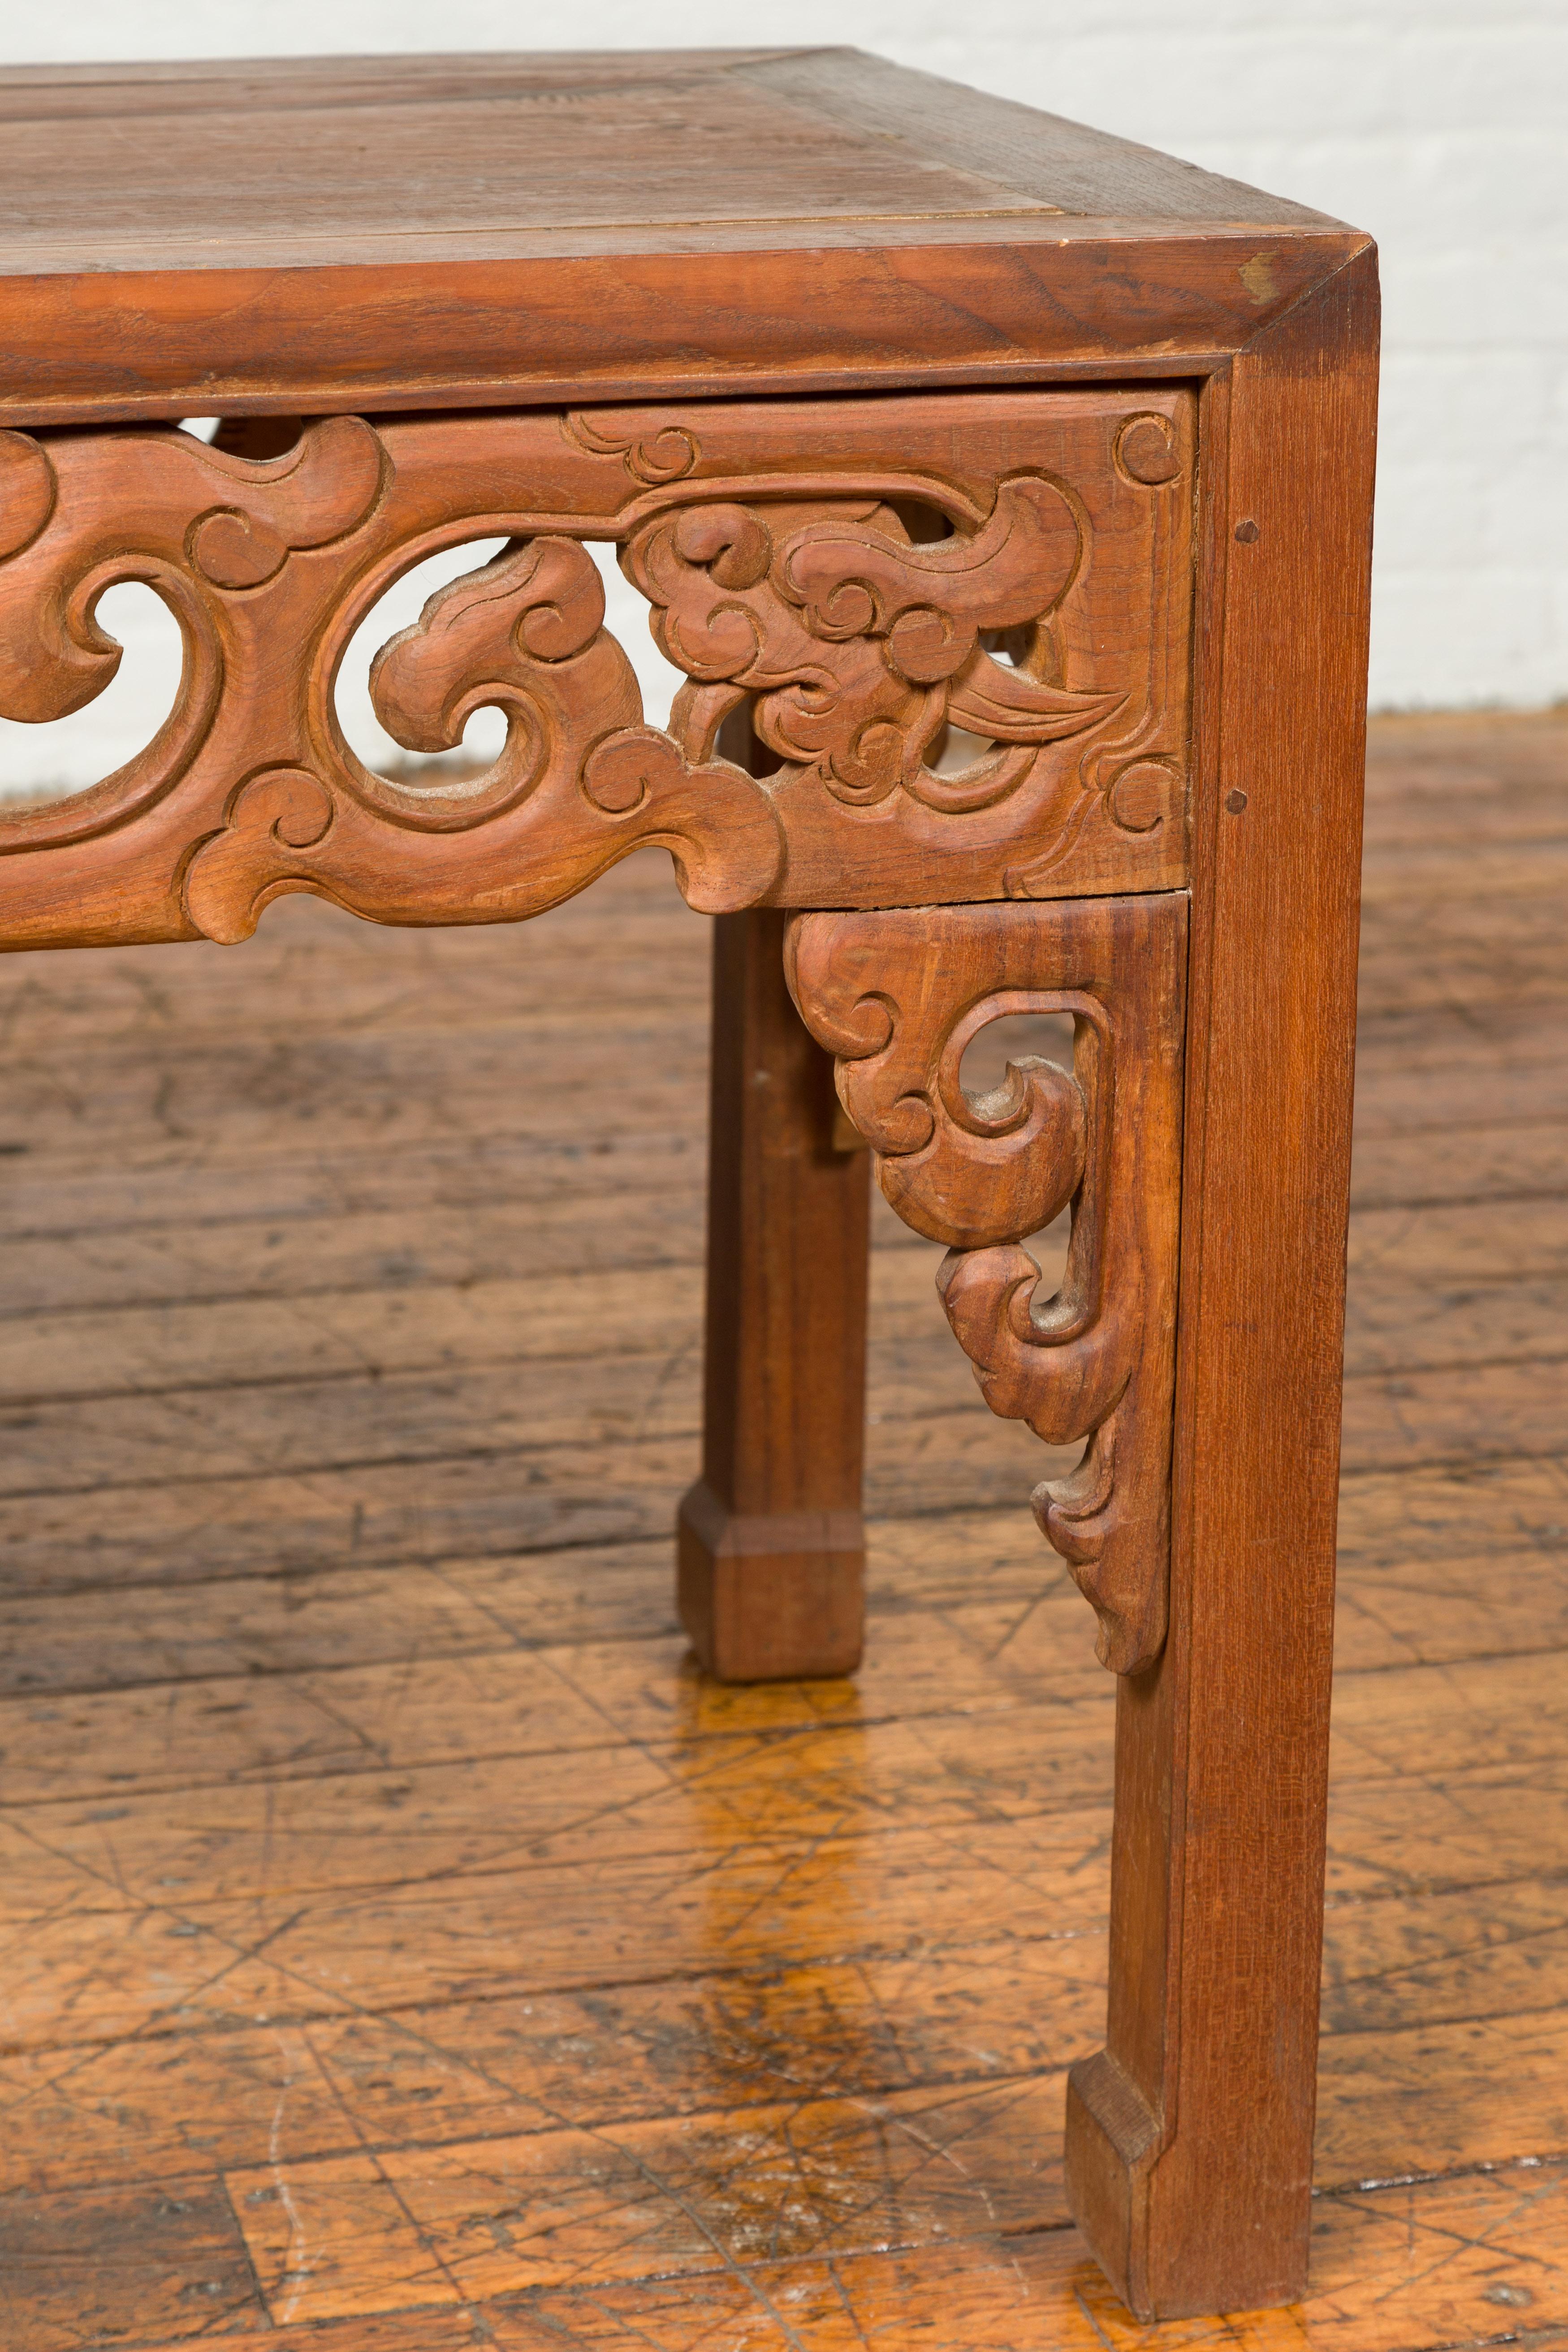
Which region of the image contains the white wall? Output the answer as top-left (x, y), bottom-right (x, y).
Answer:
top-left (2, 0), bottom-right (1563, 761)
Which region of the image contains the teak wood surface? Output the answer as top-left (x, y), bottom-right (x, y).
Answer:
top-left (0, 712), bottom-right (1561, 2352)
top-left (0, 46), bottom-right (1378, 2326)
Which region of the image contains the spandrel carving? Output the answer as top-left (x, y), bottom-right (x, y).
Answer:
top-left (787, 894), bottom-right (1185, 1675)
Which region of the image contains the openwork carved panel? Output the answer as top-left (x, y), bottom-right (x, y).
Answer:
top-left (0, 392), bottom-right (1191, 947)
top-left (786, 894), bottom-right (1185, 1674)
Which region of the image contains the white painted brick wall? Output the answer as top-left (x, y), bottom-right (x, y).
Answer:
top-left (0, 0), bottom-right (1561, 800)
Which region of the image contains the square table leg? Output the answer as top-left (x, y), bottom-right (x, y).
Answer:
top-left (1067, 255), bottom-right (1379, 2319)
top-left (787, 218), bottom-right (1375, 2306)
top-left (677, 905), bottom-right (872, 1681)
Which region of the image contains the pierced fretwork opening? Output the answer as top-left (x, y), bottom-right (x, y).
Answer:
top-left (205, 416), bottom-right (307, 462)
top-left (335, 537), bottom-right (689, 796)
top-left (927, 722), bottom-right (997, 775)
top-left (337, 535), bottom-right (513, 791)
top-left (714, 703), bottom-right (785, 779)
top-left (0, 578), bottom-right (184, 813)
top-left (884, 497), bottom-right (956, 545)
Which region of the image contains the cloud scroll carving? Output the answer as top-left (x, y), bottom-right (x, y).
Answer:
top-left (0, 393), bottom-right (1191, 947)
top-left (786, 893), bottom-right (1186, 1675)
top-left (183, 535), bottom-right (782, 940)
top-left (625, 477), bottom-right (1123, 814)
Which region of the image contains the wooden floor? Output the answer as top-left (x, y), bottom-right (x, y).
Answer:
top-left (1, 711), bottom-right (1567, 2349)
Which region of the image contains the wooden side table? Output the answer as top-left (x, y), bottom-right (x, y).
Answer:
top-left (0, 48), bottom-right (1377, 2323)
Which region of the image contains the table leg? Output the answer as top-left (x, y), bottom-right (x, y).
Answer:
top-left (1065, 253), bottom-right (1378, 2318)
top-left (782, 791), bottom-right (1357, 2320)
top-left (678, 905), bottom-right (871, 1681)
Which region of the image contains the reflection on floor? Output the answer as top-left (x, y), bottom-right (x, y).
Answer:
top-left (0, 710), bottom-right (1565, 2348)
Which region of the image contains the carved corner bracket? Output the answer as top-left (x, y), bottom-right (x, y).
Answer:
top-left (786, 893), bottom-right (1185, 1673)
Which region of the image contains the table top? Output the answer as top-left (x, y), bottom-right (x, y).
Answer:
top-left (0, 48), bottom-right (1369, 426)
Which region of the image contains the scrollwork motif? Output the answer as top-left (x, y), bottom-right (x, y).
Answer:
top-left (0, 416), bottom-right (382, 724)
top-left (0, 432), bottom-right (56, 563)
top-left (0, 393), bottom-right (1192, 947)
top-left (183, 534), bottom-right (782, 938)
top-left (625, 477), bottom-right (1122, 813)
top-left (786, 894), bottom-right (1186, 1675)
top-left (561, 408), bottom-right (700, 486)
top-left (1006, 409), bottom-right (1190, 897)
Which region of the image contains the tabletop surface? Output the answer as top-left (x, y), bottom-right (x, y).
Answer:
top-left (0, 49), bottom-right (1366, 428)
top-left (1, 47), bottom-right (1331, 274)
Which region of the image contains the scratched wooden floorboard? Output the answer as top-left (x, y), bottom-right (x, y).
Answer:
top-left (1, 717), bottom-right (1567, 2348)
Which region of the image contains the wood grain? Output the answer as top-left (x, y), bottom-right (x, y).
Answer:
top-left (89, 2168), bottom-right (1568, 2350)
top-left (0, 51), bottom-right (1360, 427)
top-left (1063, 250), bottom-right (1380, 2317)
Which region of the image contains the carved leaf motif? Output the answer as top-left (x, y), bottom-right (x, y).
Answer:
top-left (947, 654), bottom-right (1115, 746)
top-left (786, 896), bottom-right (1185, 1677)
top-left (625, 479), bottom-right (1122, 811)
